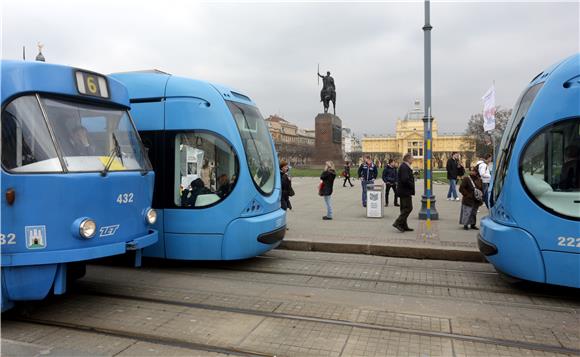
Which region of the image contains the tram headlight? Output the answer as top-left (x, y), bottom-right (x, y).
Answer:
top-left (79, 219), bottom-right (97, 239)
top-left (145, 208), bottom-right (157, 225)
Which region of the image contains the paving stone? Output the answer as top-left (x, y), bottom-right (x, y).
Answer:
top-left (341, 327), bottom-right (453, 357)
top-left (452, 340), bottom-right (573, 357)
top-left (239, 318), bottom-right (351, 357)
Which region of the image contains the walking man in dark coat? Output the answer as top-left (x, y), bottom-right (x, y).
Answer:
top-left (393, 153), bottom-right (415, 232)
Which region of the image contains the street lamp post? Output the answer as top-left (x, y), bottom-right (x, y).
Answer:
top-left (419, 0), bottom-right (439, 220)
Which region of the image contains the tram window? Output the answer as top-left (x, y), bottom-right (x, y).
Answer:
top-left (226, 101), bottom-right (276, 195)
top-left (174, 132), bottom-right (239, 208)
top-left (520, 118), bottom-right (580, 219)
top-left (1, 95), bottom-right (62, 172)
top-left (493, 83), bottom-right (544, 202)
top-left (40, 97), bottom-right (151, 173)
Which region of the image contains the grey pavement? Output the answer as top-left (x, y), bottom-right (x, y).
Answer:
top-left (282, 177), bottom-right (488, 261)
top-left (3, 252), bottom-right (578, 357)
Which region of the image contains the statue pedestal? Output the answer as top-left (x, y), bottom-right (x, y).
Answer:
top-left (312, 113), bottom-right (343, 166)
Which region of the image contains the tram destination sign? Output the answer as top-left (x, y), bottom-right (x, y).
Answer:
top-left (75, 71), bottom-right (110, 99)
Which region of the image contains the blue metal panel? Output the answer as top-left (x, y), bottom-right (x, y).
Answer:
top-left (1, 60), bottom-right (129, 107)
top-left (2, 264), bottom-right (57, 300)
top-left (1, 172), bottom-right (155, 265)
top-left (480, 217), bottom-right (545, 283)
top-left (543, 251), bottom-right (580, 288)
top-left (164, 233), bottom-right (222, 260)
top-left (110, 71), bottom-right (170, 100)
top-left (130, 102), bottom-right (165, 131)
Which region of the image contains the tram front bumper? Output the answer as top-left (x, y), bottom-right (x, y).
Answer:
top-left (222, 208), bottom-right (286, 260)
top-left (479, 216), bottom-right (545, 283)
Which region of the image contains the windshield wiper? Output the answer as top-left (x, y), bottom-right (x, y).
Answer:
top-left (101, 133), bottom-right (122, 177)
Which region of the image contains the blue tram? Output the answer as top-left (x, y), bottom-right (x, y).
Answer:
top-left (1, 61), bottom-right (158, 311)
top-left (111, 71), bottom-right (286, 260)
top-left (480, 54), bottom-right (580, 288)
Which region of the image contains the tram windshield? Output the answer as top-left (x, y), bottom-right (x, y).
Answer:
top-left (1, 94), bottom-right (151, 173)
top-left (520, 118), bottom-right (580, 219)
top-left (227, 101), bottom-right (276, 195)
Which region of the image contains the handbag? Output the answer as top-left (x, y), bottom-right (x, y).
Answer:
top-left (288, 186), bottom-right (295, 197)
top-left (468, 177), bottom-right (483, 202)
top-left (318, 180), bottom-right (324, 196)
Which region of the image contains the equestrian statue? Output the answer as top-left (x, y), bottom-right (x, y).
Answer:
top-left (318, 70), bottom-right (336, 115)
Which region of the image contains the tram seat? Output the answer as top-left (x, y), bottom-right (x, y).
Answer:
top-left (523, 174), bottom-right (552, 196)
top-left (524, 174), bottom-right (580, 217)
top-left (195, 193), bottom-right (220, 206)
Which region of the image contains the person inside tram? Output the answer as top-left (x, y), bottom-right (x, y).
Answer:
top-left (181, 177), bottom-right (211, 207)
top-left (216, 174), bottom-right (231, 198)
top-left (559, 144), bottom-right (580, 190)
top-left (68, 125), bottom-right (94, 156)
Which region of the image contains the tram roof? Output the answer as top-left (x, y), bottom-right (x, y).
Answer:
top-left (110, 70), bottom-right (256, 107)
top-left (1, 60), bottom-right (130, 107)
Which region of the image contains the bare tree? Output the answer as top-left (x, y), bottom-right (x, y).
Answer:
top-left (464, 106), bottom-right (512, 157)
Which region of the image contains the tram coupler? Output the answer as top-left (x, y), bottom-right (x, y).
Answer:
top-left (125, 242), bottom-right (142, 267)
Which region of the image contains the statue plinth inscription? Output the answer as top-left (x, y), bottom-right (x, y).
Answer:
top-left (313, 113), bottom-right (343, 165)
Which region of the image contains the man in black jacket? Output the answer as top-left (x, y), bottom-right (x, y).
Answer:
top-left (393, 153), bottom-right (415, 232)
top-left (445, 152), bottom-right (461, 201)
top-left (381, 159), bottom-right (399, 207)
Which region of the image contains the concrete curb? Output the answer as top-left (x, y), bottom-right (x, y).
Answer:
top-left (279, 240), bottom-right (486, 262)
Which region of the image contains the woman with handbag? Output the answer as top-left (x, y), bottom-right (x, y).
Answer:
top-left (458, 166), bottom-right (484, 230)
top-left (280, 160), bottom-right (294, 211)
top-left (319, 161), bottom-right (336, 220)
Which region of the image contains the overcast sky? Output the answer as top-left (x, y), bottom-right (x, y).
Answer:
top-left (2, 1), bottom-right (578, 135)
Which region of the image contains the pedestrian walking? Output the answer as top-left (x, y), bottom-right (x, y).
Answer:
top-left (459, 166), bottom-right (484, 230)
top-left (475, 153), bottom-right (492, 208)
top-left (319, 161), bottom-right (336, 220)
top-left (446, 152), bottom-right (462, 201)
top-left (280, 160), bottom-right (293, 211)
top-left (393, 153), bottom-right (415, 232)
top-left (342, 161), bottom-right (354, 187)
top-left (381, 159), bottom-right (399, 207)
top-left (357, 155), bottom-right (378, 207)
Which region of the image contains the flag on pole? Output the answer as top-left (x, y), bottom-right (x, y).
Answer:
top-left (482, 85), bottom-right (496, 132)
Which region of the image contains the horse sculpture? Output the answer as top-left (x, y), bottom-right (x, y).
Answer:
top-left (322, 88), bottom-right (336, 115)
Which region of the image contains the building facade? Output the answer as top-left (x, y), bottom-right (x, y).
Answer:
top-left (362, 100), bottom-right (476, 168)
top-left (265, 115), bottom-right (315, 165)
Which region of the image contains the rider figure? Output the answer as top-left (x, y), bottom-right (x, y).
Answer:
top-left (318, 71), bottom-right (335, 102)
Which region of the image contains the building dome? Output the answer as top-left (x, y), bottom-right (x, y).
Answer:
top-left (404, 99), bottom-right (424, 120)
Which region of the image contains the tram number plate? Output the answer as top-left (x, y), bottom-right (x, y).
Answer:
top-left (75, 71), bottom-right (110, 98)
top-left (0, 233), bottom-right (17, 245)
top-left (116, 193), bottom-right (134, 204)
top-left (557, 237), bottom-right (580, 248)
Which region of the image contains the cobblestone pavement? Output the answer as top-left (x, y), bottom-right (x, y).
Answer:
top-left (2, 250), bottom-right (579, 356)
top-left (282, 178), bottom-right (489, 259)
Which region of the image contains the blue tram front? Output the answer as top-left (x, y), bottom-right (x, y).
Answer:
top-left (1, 61), bottom-right (158, 311)
top-left (111, 71), bottom-right (286, 260)
top-left (480, 54), bottom-right (580, 288)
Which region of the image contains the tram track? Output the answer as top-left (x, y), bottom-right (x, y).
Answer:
top-left (10, 290), bottom-right (580, 356)
top-left (141, 264), bottom-right (579, 313)
top-left (6, 318), bottom-right (270, 357)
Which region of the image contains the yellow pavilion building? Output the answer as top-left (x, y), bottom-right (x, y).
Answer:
top-left (362, 100), bottom-right (476, 169)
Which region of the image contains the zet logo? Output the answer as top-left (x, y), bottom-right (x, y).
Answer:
top-left (99, 224), bottom-right (120, 237)
top-left (25, 226), bottom-right (47, 249)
